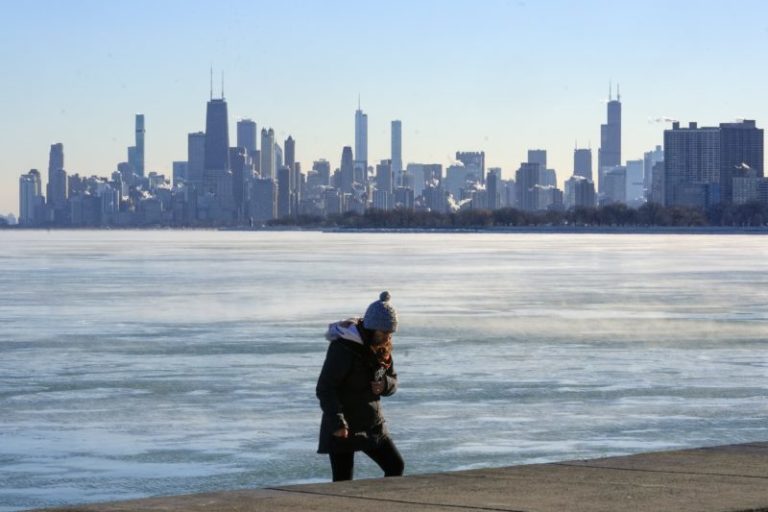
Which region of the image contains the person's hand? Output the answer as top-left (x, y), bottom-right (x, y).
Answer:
top-left (333, 428), bottom-right (348, 438)
top-left (371, 380), bottom-right (385, 395)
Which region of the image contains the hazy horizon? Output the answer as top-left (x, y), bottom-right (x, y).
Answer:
top-left (2, 0), bottom-right (768, 215)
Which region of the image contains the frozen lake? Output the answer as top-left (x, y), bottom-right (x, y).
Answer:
top-left (1, 230), bottom-right (767, 511)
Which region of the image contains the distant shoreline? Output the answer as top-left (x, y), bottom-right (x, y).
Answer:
top-left (3, 225), bottom-right (768, 235)
top-left (320, 226), bottom-right (768, 235)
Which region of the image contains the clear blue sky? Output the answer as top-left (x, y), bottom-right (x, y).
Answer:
top-left (2, 0), bottom-right (767, 216)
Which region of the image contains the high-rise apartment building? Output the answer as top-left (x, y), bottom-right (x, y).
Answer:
top-left (664, 122), bottom-right (722, 208)
top-left (664, 120), bottom-right (763, 208)
top-left (719, 120), bottom-right (764, 204)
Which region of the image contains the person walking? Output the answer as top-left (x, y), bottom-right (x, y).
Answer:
top-left (316, 291), bottom-right (405, 482)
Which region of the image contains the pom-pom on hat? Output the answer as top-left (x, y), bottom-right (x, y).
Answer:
top-left (363, 291), bottom-right (398, 333)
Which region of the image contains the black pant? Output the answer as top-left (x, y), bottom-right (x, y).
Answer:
top-left (329, 437), bottom-right (405, 481)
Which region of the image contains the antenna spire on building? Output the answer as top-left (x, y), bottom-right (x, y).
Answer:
top-left (210, 66), bottom-right (213, 100)
top-left (617, 83), bottom-right (621, 102)
top-left (608, 80), bottom-right (612, 101)
top-left (221, 71), bottom-right (224, 99)
top-left (358, 94), bottom-right (361, 110)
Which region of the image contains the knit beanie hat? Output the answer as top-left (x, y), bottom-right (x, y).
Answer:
top-left (363, 291), bottom-right (398, 333)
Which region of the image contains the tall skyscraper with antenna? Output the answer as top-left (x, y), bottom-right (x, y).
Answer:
top-left (204, 71), bottom-right (230, 179)
top-left (598, 83), bottom-right (622, 194)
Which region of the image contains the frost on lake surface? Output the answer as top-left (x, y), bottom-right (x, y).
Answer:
top-left (0, 231), bottom-right (767, 511)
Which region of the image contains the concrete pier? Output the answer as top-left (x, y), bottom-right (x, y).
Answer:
top-left (37, 442), bottom-right (768, 512)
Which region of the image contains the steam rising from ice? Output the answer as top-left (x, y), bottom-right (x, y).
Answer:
top-left (0, 231), bottom-right (767, 511)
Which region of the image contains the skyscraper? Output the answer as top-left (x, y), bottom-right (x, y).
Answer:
top-left (527, 149), bottom-right (547, 169)
top-left (260, 128), bottom-right (276, 180)
top-left (204, 97), bottom-right (230, 176)
top-left (277, 165), bottom-right (295, 219)
top-left (663, 120), bottom-right (763, 208)
top-left (455, 151), bottom-right (485, 184)
top-left (487, 168), bottom-right (502, 210)
top-left (340, 146), bottom-right (355, 193)
top-left (663, 122), bottom-right (720, 208)
top-left (643, 145), bottom-right (663, 193)
top-left (172, 161), bottom-right (188, 186)
top-left (565, 175), bottom-right (596, 209)
top-left (274, 143), bottom-right (283, 171)
top-left (574, 148), bottom-right (593, 181)
top-left (625, 159), bottom-right (645, 206)
top-left (355, 100), bottom-right (368, 176)
top-left (127, 114), bottom-right (145, 177)
top-left (376, 159), bottom-right (393, 195)
top-left (719, 120), bottom-right (764, 204)
top-left (47, 142), bottom-right (63, 195)
top-left (187, 132), bottom-right (206, 187)
top-left (516, 163), bottom-right (541, 212)
top-left (603, 166), bottom-right (627, 205)
top-left (251, 178), bottom-right (277, 222)
top-left (46, 143), bottom-right (67, 211)
top-left (598, 85), bottom-right (622, 193)
top-left (135, 114), bottom-right (145, 177)
top-left (285, 136), bottom-right (295, 171)
top-left (19, 169), bottom-right (43, 225)
top-left (237, 119), bottom-right (257, 154)
top-left (230, 147), bottom-right (250, 219)
top-left (391, 120), bottom-right (402, 177)
top-left (312, 160), bottom-right (331, 186)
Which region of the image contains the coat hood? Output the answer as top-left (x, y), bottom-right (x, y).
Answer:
top-left (325, 318), bottom-right (364, 345)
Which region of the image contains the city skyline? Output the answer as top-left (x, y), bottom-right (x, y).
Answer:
top-left (3, 0), bottom-right (768, 215)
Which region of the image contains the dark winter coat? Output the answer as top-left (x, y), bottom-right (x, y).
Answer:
top-left (316, 337), bottom-right (398, 454)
